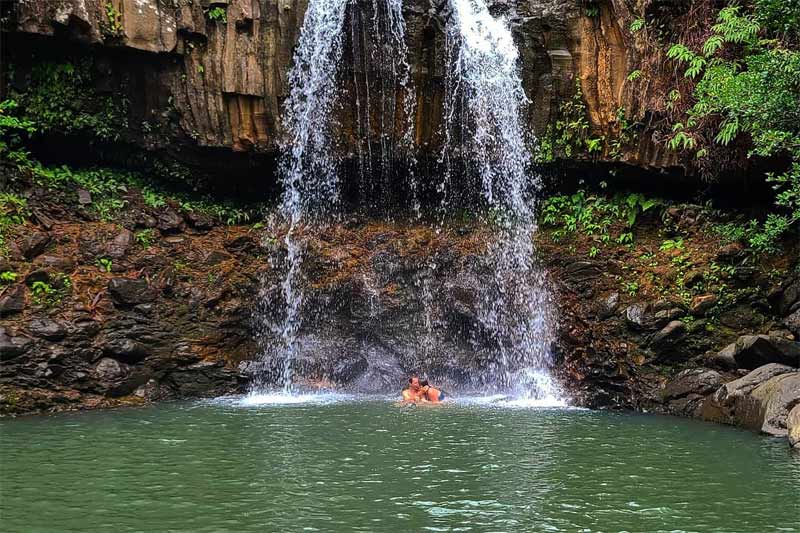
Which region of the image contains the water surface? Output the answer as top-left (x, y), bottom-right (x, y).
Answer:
top-left (1, 397), bottom-right (798, 532)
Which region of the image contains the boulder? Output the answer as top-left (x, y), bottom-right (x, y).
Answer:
top-left (625, 303), bottom-right (650, 331)
top-left (783, 308), bottom-right (800, 338)
top-left (683, 269), bottom-right (704, 287)
top-left (24, 269), bottom-right (50, 285)
top-left (156, 209), bottom-right (184, 232)
top-left (788, 404), bottom-right (800, 449)
top-left (702, 363), bottom-right (797, 427)
top-left (107, 278), bottom-right (154, 306)
top-left (0, 284), bottom-right (26, 316)
top-left (106, 228), bottom-right (134, 259)
top-left (732, 335), bottom-right (800, 369)
top-left (745, 373), bottom-right (800, 436)
top-left (77, 188), bottom-right (92, 205)
top-left (716, 242), bottom-right (744, 261)
top-left (21, 231), bottom-right (51, 260)
top-left (662, 368), bottom-right (723, 417)
top-left (102, 338), bottom-right (149, 364)
top-left (597, 292), bottom-right (619, 319)
top-left (94, 357), bottom-right (130, 381)
top-left (650, 320), bottom-right (687, 356)
top-left (0, 327), bottom-right (31, 361)
top-left (27, 318), bottom-right (67, 341)
top-left (690, 294), bottom-right (717, 316)
top-left (706, 343), bottom-right (738, 370)
top-left (777, 279), bottom-right (800, 316)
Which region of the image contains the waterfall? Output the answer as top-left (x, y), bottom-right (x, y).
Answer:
top-left (250, 0), bottom-right (416, 394)
top-left (443, 0), bottom-right (559, 398)
top-left (250, 0), bottom-right (349, 394)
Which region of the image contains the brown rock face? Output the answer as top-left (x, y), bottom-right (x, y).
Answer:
top-left (5, 0), bottom-right (677, 176)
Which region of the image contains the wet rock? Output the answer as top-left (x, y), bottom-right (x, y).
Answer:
top-left (203, 250), bottom-right (231, 266)
top-left (716, 242), bottom-right (744, 261)
top-left (107, 278), bottom-right (154, 306)
top-left (745, 373), bottom-right (800, 436)
top-left (156, 209), bottom-right (184, 233)
top-left (225, 234), bottom-right (258, 254)
top-left (21, 231), bottom-right (51, 260)
top-left (784, 308), bottom-right (800, 338)
top-left (94, 357), bottom-right (129, 381)
top-left (719, 304), bottom-right (764, 330)
top-left (731, 335), bottom-right (800, 369)
top-left (625, 303), bottom-right (651, 331)
top-left (563, 261), bottom-right (602, 282)
top-left (775, 278), bottom-right (800, 316)
top-left (706, 343), bottom-right (738, 370)
top-left (186, 211), bottom-right (215, 231)
top-left (683, 269), bottom-right (704, 287)
top-left (24, 269), bottom-right (50, 285)
top-left (106, 228), bottom-right (134, 259)
top-left (27, 318), bottom-right (67, 341)
top-left (0, 327), bottom-right (31, 361)
top-left (598, 292), bottom-right (619, 319)
top-left (332, 354), bottom-right (369, 383)
top-left (690, 294), bottom-right (717, 317)
top-left (788, 404), bottom-right (800, 449)
top-left (650, 320), bottom-right (687, 356)
top-left (35, 254), bottom-right (76, 270)
top-left (77, 188), bottom-right (92, 205)
top-left (702, 363), bottom-right (797, 426)
top-left (653, 308), bottom-right (684, 328)
top-left (102, 338), bottom-right (149, 364)
top-left (662, 368), bottom-right (723, 417)
top-left (0, 285), bottom-right (26, 316)
top-left (134, 379), bottom-right (174, 401)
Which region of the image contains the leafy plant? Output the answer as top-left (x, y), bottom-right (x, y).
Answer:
top-left (630, 18), bottom-right (645, 33)
top-left (0, 271), bottom-right (17, 284)
top-left (626, 70), bottom-right (643, 82)
top-left (622, 280), bottom-right (639, 296)
top-left (134, 229), bottom-right (157, 248)
top-left (29, 277), bottom-right (70, 307)
top-left (100, 2), bottom-right (124, 37)
top-left (659, 238), bottom-right (684, 252)
top-left (96, 257), bottom-right (113, 273)
top-left (205, 7), bottom-right (228, 23)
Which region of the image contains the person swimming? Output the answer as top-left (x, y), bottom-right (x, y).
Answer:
top-left (419, 380), bottom-right (446, 403)
top-left (401, 376), bottom-right (423, 403)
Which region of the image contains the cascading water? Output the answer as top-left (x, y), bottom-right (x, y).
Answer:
top-left (250, 0), bottom-right (349, 394)
top-left (250, 0), bottom-right (417, 395)
top-left (442, 0), bottom-right (560, 399)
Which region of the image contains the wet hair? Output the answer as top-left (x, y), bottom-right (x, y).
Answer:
top-left (419, 380), bottom-right (430, 387)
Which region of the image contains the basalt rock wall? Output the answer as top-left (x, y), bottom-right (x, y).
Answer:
top-left (3, 0), bottom-right (677, 182)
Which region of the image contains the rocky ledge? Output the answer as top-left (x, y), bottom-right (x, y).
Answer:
top-left (2, 168), bottom-right (799, 452)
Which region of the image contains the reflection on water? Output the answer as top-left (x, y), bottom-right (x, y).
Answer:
top-left (1, 398), bottom-right (799, 532)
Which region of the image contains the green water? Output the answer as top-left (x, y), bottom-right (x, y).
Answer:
top-left (1, 396), bottom-right (798, 532)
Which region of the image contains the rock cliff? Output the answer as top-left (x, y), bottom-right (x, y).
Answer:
top-left (3, 0), bottom-right (678, 184)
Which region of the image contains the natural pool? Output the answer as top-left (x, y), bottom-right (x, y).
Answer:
top-left (1, 396), bottom-right (798, 532)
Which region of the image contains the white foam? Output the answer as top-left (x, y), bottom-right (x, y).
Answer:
top-left (238, 392), bottom-right (354, 406)
top-left (455, 394), bottom-right (571, 409)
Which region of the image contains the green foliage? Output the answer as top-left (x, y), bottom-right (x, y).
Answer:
top-left (626, 70), bottom-right (643, 82)
top-left (753, 0), bottom-right (800, 43)
top-left (0, 193), bottom-right (29, 254)
top-left (205, 7), bottom-right (228, 23)
top-left (665, 3), bottom-right (800, 253)
top-left (30, 276), bottom-right (71, 307)
top-left (0, 100), bottom-right (37, 157)
top-left (0, 271), bottom-right (17, 284)
top-left (541, 190), bottom-right (662, 249)
top-left (622, 280), bottom-right (639, 296)
top-left (100, 2), bottom-right (124, 37)
top-left (538, 82), bottom-right (605, 162)
top-left (11, 61), bottom-right (128, 142)
top-left (134, 229), bottom-right (157, 248)
top-left (659, 238), bottom-right (684, 252)
top-left (630, 18), bottom-right (645, 33)
top-left (96, 257), bottom-right (113, 272)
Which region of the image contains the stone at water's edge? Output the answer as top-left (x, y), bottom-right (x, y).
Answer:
top-left (788, 404), bottom-right (800, 449)
top-left (701, 364), bottom-right (800, 435)
top-left (661, 368), bottom-right (723, 418)
top-left (731, 335), bottom-right (800, 369)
